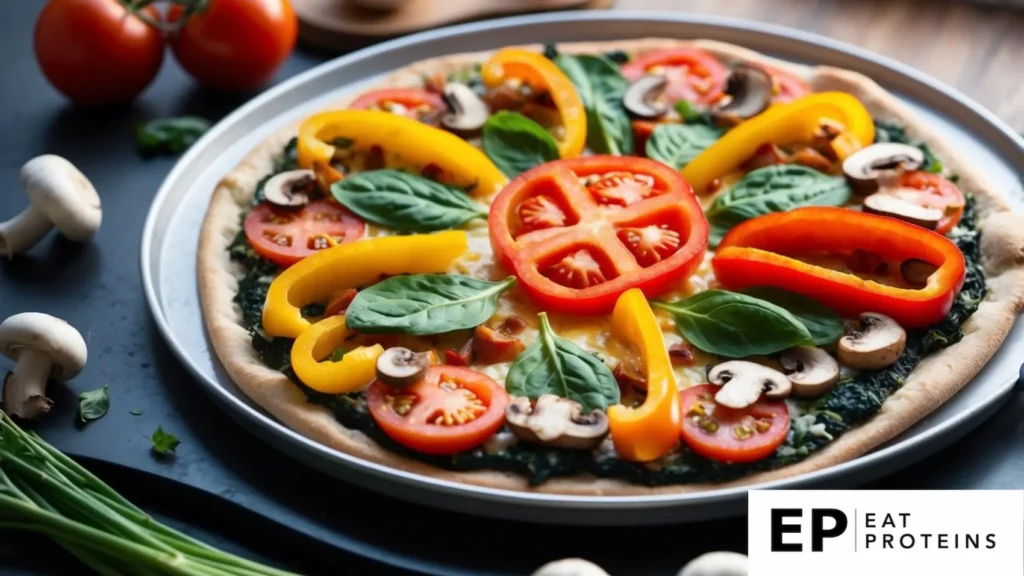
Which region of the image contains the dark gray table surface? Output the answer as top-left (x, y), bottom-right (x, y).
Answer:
top-left (1, 2), bottom-right (1022, 575)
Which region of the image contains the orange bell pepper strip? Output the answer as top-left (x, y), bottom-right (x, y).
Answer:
top-left (481, 48), bottom-right (587, 159)
top-left (296, 110), bottom-right (507, 197)
top-left (291, 315), bottom-right (383, 394)
top-left (262, 231), bottom-right (468, 339)
top-left (681, 92), bottom-right (875, 192)
top-left (713, 207), bottom-right (966, 328)
top-left (607, 289), bottom-right (682, 462)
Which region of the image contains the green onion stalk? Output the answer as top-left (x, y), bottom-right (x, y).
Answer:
top-left (0, 411), bottom-right (299, 576)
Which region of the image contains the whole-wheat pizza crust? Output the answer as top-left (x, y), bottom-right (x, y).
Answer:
top-left (197, 39), bottom-right (1024, 496)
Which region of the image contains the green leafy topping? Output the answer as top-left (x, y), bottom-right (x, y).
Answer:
top-left (331, 169), bottom-right (486, 232)
top-left (742, 287), bottom-right (844, 345)
top-left (344, 275), bottom-right (516, 335)
top-left (653, 290), bottom-right (813, 357)
top-left (505, 313), bottom-right (619, 412)
top-left (706, 165), bottom-right (852, 246)
top-left (673, 99), bottom-right (704, 123)
top-left (151, 427), bottom-right (180, 457)
top-left (136, 116), bottom-right (212, 157)
top-left (645, 123), bottom-right (723, 170)
top-left (481, 111), bottom-right (560, 178)
top-left (553, 54), bottom-right (633, 155)
top-left (77, 386), bottom-right (109, 424)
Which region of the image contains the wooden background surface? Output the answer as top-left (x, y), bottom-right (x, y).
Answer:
top-left (618, 0), bottom-right (1024, 131)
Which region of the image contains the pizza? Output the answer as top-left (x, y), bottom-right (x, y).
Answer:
top-left (197, 39), bottom-right (1024, 495)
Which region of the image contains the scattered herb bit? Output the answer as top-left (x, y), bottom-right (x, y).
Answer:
top-left (129, 409), bottom-right (144, 416)
top-left (331, 169), bottom-right (486, 232)
top-left (653, 290), bottom-right (813, 357)
top-left (602, 50), bottom-right (629, 64)
top-left (706, 164), bottom-right (852, 246)
top-left (505, 313), bottom-right (619, 412)
top-left (135, 116), bottom-right (212, 157)
top-left (646, 123), bottom-right (723, 170)
top-left (553, 53), bottom-right (634, 155)
top-left (674, 99), bottom-right (703, 123)
top-left (76, 386), bottom-right (109, 424)
top-left (151, 426), bottom-right (181, 457)
top-left (330, 349), bottom-right (346, 362)
top-left (742, 287), bottom-right (845, 345)
top-left (543, 43), bottom-right (559, 59)
top-left (301, 303), bottom-right (326, 317)
top-left (481, 111), bottom-right (560, 177)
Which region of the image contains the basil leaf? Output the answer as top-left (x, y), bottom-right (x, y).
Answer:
top-left (505, 313), bottom-right (619, 412)
top-left (653, 290), bottom-right (813, 357)
top-left (331, 169), bottom-right (486, 232)
top-left (345, 275), bottom-right (516, 335)
top-left (553, 54), bottom-right (633, 155)
top-left (77, 386), bottom-right (109, 424)
top-left (646, 123), bottom-right (723, 170)
top-left (742, 287), bottom-right (844, 345)
top-left (136, 116), bottom-right (211, 157)
top-left (151, 426), bottom-right (180, 457)
top-left (706, 165), bottom-right (852, 246)
top-left (482, 111), bottom-right (560, 178)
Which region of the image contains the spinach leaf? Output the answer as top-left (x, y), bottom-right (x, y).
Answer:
top-left (482, 111), bottom-right (560, 178)
top-left (706, 165), bottom-right (852, 246)
top-left (345, 275), bottom-right (516, 335)
top-left (646, 123), bottom-right (723, 170)
top-left (136, 116), bottom-right (212, 157)
top-left (653, 290), bottom-right (813, 357)
top-left (553, 54), bottom-right (633, 155)
top-left (77, 386), bottom-right (109, 424)
top-left (151, 426), bottom-right (180, 457)
top-left (742, 287), bottom-right (844, 345)
top-left (505, 313), bottom-right (619, 412)
top-left (331, 169), bottom-right (486, 232)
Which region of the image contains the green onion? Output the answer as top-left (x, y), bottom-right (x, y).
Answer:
top-left (0, 411), bottom-right (297, 576)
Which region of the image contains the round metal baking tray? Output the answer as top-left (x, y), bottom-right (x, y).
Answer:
top-left (141, 11), bottom-right (1024, 526)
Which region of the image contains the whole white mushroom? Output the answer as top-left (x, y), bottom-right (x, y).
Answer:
top-left (678, 551), bottom-right (748, 576)
top-left (0, 313), bottom-right (88, 419)
top-left (0, 155), bottom-right (102, 258)
top-left (532, 558), bottom-right (610, 576)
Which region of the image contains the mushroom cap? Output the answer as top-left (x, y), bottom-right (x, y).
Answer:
top-left (20, 155), bottom-right (102, 242)
top-left (711, 64), bottom-right (773, 124)
top-left (441, 82), bottom-right (491, 132)
top-left (532, 558), bottom-right (610, 576)
top-left (622, 74), bottom-right (669, 119)
top-left (862, 192), bottom-right (942, 229)
top-left (708, 360), bottom-right (791, 408)
top-left (779, 346), bottom-right (840, 398)
top-left (838, 312), bottom-right (907, 371)
top-left (0, 313), bottom-right (87, 380)
top-left (375, 347), bottom-right (430, 388)
top-left (843, 143), bottom-right (924, 180)
top-left (505, 395), bottom-right (609, 450)
top-left (678, 551), bottom-right (749, 576)
top-left (262, 170), bottom-right (314, 208)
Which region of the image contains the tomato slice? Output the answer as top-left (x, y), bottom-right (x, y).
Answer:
top-left (350, 88), bottom-right (447, 126)
top-left (367, 365), bottom-right (510, 455)
top-left (679, 384), bottom-right (790, 464)
top-left (760, 64), bottom-right (813, 103)
top-left (489, 156), bottom-right (709, 315)
top-left (621, 48), bottom-right (729, 107)
top-left (887, 171), bottom-right (966, 235)
top-left (243, 200), bottom-right (366, 267)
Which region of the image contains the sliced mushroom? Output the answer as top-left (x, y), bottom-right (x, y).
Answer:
top-left (0, 313), bottom-right (87, 420)
top-left (678, 551), bottom-right (749, 576)
top-left (375, 347), bottom-right (431, 388)
top-left (441, 82), bottom-right (491, 133)
top-left (708, 361), bottom-right (791, 409)
top-left (0, 155), bottom-right (102, 258)
top-left (533, 558), bottom-right (610, 576)
top-left (900, 258), bottom-right (938, 287)
top-left (710, 64), bottom-right (773, 125)
top-left (505, 395), bottom-right (609, 450)
top-left (262, 169), bottom-right (314, 209)
top-left (862, 192), bottom-right (942, 230)
top-left (779, 346), bottom-right (840, 398)
top-left (622, 75), bottom-right (668, 119)
top-left (838, 313), bottom-right (906, 370)
top-left (842, 143), bottom-right (925, 194)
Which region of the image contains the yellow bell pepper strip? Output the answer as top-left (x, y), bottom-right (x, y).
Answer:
top-left (607, 289), bottom-right (682, 462)
top-left (296, 110), bottom-right (507, 197)
top-left (263, 231), bottom-right (468, 339)
top-left (481, 48), bottom-right (587, 159)
top-left (681, 92), bottom-right (875, 192)
top-left (291, 315), bottom-right (383, 394)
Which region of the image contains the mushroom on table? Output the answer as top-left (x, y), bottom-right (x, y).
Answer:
top-left (532, 558), bottom-right (610, 576)
top-left (0, 155), bottom-right (102, 258)
top-left (678, 551), bottom-right (749, 576)
top-left (0, 312), bottom-right (88, 419)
